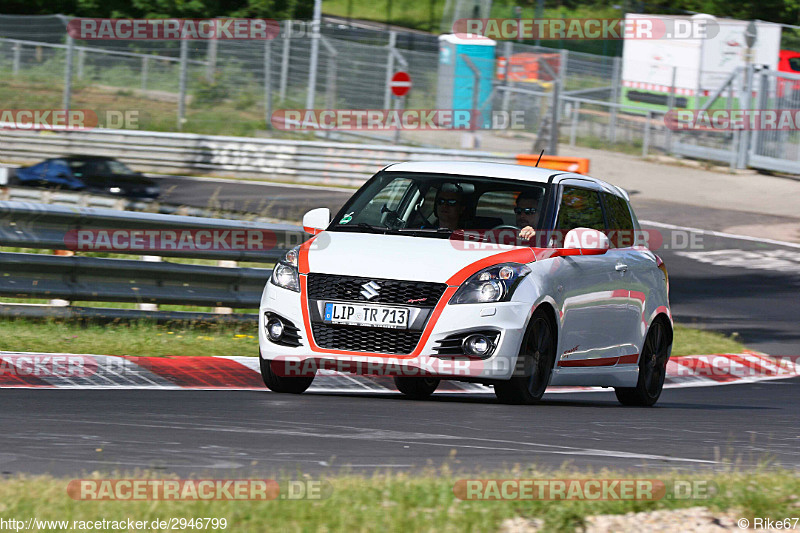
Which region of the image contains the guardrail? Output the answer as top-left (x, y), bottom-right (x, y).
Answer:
top-left (0, 128), bottom-right (520, 187)
top-left (0, 252), bottom-right (269, 308)
top-left (0, 201), bottom-right (304, 262)
top-left (0, 201), bottom-right (306, 320)
top-left (0, 184), bottom-right (282, 222)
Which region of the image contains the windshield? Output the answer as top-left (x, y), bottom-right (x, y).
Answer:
top-left (68, 159), bottom-right (135, 176)
top-left (330, 172), bottom-right (549, 237)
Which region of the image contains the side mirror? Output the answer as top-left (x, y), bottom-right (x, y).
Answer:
top-left (563, 227), bottom-right (609, 255)
top-left (303, 207), bottom-right (330, 235)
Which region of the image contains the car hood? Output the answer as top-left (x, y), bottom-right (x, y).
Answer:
top-left (304, 231), bottom-right (528, 284)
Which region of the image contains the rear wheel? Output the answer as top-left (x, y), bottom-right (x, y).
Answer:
top-left (259, 355), bottom-right (315, 394)
top-left (394, 377), bottom-right (440, 400)
top-left (494, 310), bottom-right (556, 405)
top-left (615, 320), bottom-right (671, 406)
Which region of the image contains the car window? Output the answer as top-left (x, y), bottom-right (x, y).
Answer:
top-left (107, 160), bottom-right (133, 175)
top-left (331, 172), bottom-right (549, 235)
top-left (555, 186), bottom-right (605, 232)
top-left (603, 193), bottom-right (635, 247)
top-left (475, 191), bottom-right (517, 225)
top-left (789, 57), bottom-right (800, 72)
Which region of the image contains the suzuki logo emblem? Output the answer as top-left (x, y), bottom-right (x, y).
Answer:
top-left (360, 281), bottom-right (380, 300)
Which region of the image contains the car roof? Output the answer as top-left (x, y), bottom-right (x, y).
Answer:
top-left (384, 161), bottom-right (559, 183)
top-left (383, 161), bottom-right (627, 199)
top-left (62, 155), bottom-right (115, 162)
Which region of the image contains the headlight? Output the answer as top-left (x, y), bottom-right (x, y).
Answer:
top-left (270, 246), bottom-right (300, 292)
top-left (449, 263), bottom-right (531, 304)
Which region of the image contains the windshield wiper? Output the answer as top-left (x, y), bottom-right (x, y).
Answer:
top-left (395, 227), bottom-right (452, 233)
top-left (333, 222), bottom-right (391, 234)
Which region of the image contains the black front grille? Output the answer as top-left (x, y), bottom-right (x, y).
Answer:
top-left (311, 323), bottom-right (422, 355)
top-left (307, 273), bottom-right (446, 308)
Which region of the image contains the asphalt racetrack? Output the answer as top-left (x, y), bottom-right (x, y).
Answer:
top-left (1, 377), bottom-right (799, 477)
top-left (1, 176), bottom-right (798, 477)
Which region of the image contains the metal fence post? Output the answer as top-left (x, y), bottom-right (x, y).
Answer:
top-left (141, 56), bottom-right (149, 91)
top-left (665, 66), bottom-right (676, 155)
top-left (559, 48), bottom-right (568, 89)
top-left (305, 0), bottom-right (322, 111)
top-left (77, 48), bottom-right (85, 79)
top-left (752, 71), bottom-right (768, 158)
top-left (320, 36), bottom-right (338, 111)
top-left (550, 78), bottom-right (559, 155)
top-left (279, 22), bottom-right (291, 101)
top-left (642, 110), bottom-right (651, 157)
top-left (729, 81), bottom-right (737, 171)
top-left (206, 37), bottom-right (217, 83)
top-left (501, 41), bottom-right (512, 113)
top-left (264, 39), bottom-right (273, 129)
top-left (609, 55), bottom-right (620, 143)
top-left (736, 64), bottom-right (754, 169)
top-left (178, 39), bottom-right (188, 131)
top-left (569, 100), bottom-right (579, 146)
top-left (62, 35), bottom-right (74, 110)
top-left (12, 41), bottom-right (21, 76)
top-left (383, 31), bottom-right (397, 110)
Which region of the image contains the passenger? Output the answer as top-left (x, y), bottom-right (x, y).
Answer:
top-left (435, 184), bottom-right (467, 230)
top-left (515, 191), bottom-right (542, 240)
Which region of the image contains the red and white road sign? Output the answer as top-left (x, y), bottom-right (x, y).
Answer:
top-left (390, 71), bottom-right (412, 97)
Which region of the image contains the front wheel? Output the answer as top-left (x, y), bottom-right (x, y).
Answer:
top-left (615, 320), bottom-right (671, 407)
top-left (494, 310), bottom-right (556, 405)
top-left (259, 355), bottom-right (315, 394)
top-left (394, 377), bottom-right (440, 400)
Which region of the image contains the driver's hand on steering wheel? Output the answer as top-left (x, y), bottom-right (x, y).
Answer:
top-left (519, 226), bottom-right (536, 240)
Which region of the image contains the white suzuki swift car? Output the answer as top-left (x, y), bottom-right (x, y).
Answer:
top-left (259, 161), bottom-right (672, 406)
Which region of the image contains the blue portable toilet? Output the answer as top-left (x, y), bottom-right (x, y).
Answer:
top-left (436, 34), bottom-right (496, 129)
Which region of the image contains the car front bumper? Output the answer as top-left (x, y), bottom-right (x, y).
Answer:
top-left (258, 281), bottom-right (532, 381)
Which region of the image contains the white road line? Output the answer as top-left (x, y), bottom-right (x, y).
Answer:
top-left (640, 219), bottom-right (800, 250)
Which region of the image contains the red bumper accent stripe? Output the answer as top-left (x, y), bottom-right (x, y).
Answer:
top-left (558, 353), bottom-right (639, 367)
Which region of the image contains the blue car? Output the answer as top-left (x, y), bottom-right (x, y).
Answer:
top-left (14, 156), bottom-right (160, 199)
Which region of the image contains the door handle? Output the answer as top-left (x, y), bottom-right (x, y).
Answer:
top-left (615, 263), bottom-right (628, 272)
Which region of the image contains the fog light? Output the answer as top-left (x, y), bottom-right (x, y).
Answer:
top-left (266, 318), bottom-right (284, 342)
top-left (463, 334), bottom-right (491, 356)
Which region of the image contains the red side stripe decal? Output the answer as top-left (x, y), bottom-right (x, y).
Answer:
top-left (558, 353), bottom-right (639, 367)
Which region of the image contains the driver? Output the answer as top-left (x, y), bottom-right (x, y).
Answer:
top-left (515, 191), bottom-right (542, 240)
top-left (435, 183), bottom-right (467, 230)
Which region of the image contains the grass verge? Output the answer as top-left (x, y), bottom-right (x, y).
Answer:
top-left (0, 468), bottom-right (797, 532)
top-left (0, 319), bottom-right (746, 358)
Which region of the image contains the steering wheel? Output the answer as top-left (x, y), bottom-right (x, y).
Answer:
top-left (492, 224), bottom-right (520, 231)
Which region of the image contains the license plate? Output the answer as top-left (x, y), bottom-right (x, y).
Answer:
top-left (323, 302), bottom-right (409, 329)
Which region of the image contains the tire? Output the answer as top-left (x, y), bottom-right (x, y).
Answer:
top-left (259, 355), bottom-right (315, 394)
top-left (615, 319), bottom-right (671, 407)
top-left (494, 310), bottom-right (557, 405)
top-left (394, 376), bottom-right (440, 400)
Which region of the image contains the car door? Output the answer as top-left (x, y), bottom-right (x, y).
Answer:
top-left (552, 182), bottom-right (626, 365)
top-left (601, 191), bottom-right (647, 359)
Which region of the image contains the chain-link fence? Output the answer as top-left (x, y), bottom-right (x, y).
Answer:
top-left (2, 14), bottom-right (800, 173)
